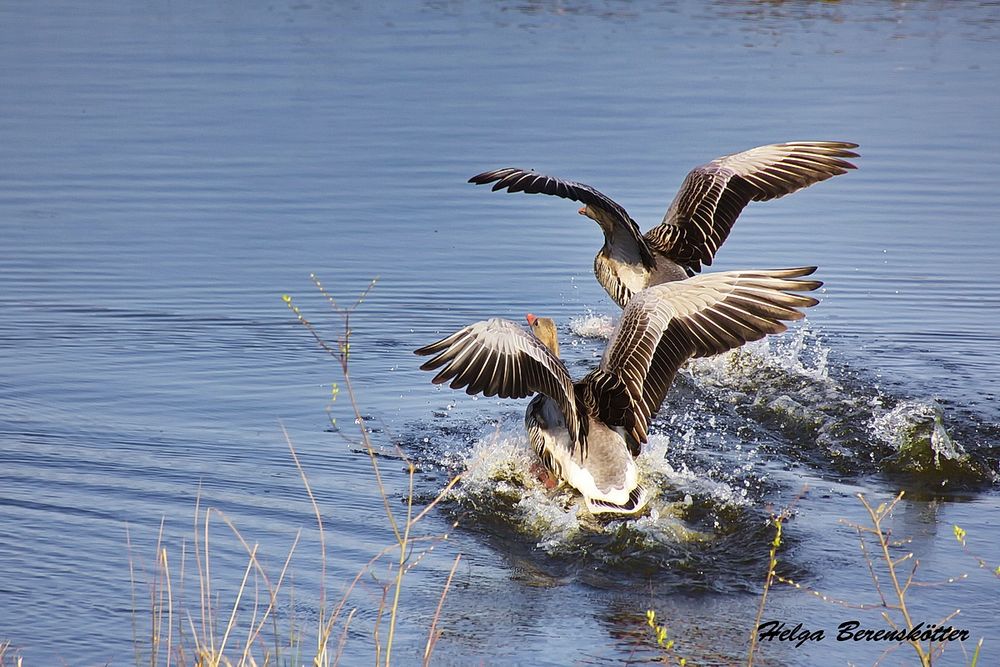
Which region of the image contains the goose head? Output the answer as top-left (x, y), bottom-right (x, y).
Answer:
top-left (526, 313), bottom-right (560, 357)
top-left (578, 204), bottom-right (599, 223)
top-left (578, 204), bottom-right (620, 240)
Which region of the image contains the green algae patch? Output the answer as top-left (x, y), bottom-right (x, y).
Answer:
top-left (880, 404), bottom-right (995, 483)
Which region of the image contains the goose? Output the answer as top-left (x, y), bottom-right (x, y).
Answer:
top-left (470, 141), bottom-right (857, 307)
top-left (415, 267), bottom-right (822, 515)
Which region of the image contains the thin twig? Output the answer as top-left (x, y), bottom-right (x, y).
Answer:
top-left (125, 525), bottom-right (141, 667)
top-left (280, 422), bottom-right (328, 660)
top-left (385, 463), bottom-right (417, 666)
top-left (160, 547), bottom-right (174, 667)
top-left (853, 522), bottom-right (889, 607)
top-left (857, 492), bottom-right (930, 667)
top-left (748, 512), bottom-right (785, 667)
top-left (286, 278), bottom-right (463, 666)
top-left (334, 608), bottom-right (358, 667)
top-left (773, 574), bottom-right (886, 610)
top-left (424, 554), bottom-right (462, 665)
top-left (153, 517), bottom-right (166, 666)
top-left (217, 544), bottom-right (258, 659)
top-left (202, 496), bottom-right (216, 659)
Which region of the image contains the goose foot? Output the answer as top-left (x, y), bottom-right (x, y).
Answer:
top-left (529, 461), bottom-right (559, 489)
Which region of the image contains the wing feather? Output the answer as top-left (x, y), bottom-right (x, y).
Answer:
top-left (645, 141), bottom-right (858, 271)
top-left (469, 167), bottom-right (656, 268)
top-left (590, 267), bottom-right (823, 444)
top-left (415, 318), bottom-right (582, 441)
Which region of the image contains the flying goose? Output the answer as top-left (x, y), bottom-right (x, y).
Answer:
top-left (470, 141), bottom-right (857, 307)
top-left (415, 267), bottom-right (822, 515)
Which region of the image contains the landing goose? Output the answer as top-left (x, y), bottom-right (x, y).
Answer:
top-left (470, 141), bottom-right (857, 307)
top-left (415, 267), bottom-right (822, 515)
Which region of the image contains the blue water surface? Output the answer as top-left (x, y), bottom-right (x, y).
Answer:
top-left (2, 1), bottom-right (999, 665)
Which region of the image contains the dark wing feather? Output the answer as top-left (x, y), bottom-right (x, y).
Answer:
top-left (414, 318), bottom-right (583, 442)
top-left (469, 167), bottom-right (656, 268)
top-left (593, 267), bottom-right (823, 446)
top-left (645, 141), bottom-right (859, 271)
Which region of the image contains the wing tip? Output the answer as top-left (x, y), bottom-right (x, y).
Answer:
top-left (468, 168), bottom-right (513, 186)
top-left (799, 281), bottom-right (823, 294)
top-left (468, 169), bottom-right (496, 185)
top-left (415, 338), bottom-right (452, 357)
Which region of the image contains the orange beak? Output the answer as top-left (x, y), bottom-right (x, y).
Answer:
top-left (525, 313), bottom-right (537, 326)
top-left (578, 206), bottom-right (587, 216)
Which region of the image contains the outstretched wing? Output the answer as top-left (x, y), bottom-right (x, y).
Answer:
top-left (592, 267), bottom-right (823, 446)
top-left (414, 318), bottom-right (583, 442)
top-left (645, 142), bottom-right (859, 272)
top-left (469, 167), bottom-right (655, 268)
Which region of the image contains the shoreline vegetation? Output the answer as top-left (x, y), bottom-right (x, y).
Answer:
top-left (744, 492), bottom-right (987, 667)
top-left (1, 280), bottom-right (992, 666)
top-left (121, 278), bottom-right (464, 667)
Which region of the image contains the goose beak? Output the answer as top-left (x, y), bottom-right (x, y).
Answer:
top-left (526, 313), bottom-right (537, 326)
top-left (577, 206), bottom-right (587, 216)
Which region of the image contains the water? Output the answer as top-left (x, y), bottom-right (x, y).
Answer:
top-left (2, 1), bottom-right (999, 664)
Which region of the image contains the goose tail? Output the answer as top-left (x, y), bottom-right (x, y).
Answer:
top-left (585, 483), bottom-right (651, 516)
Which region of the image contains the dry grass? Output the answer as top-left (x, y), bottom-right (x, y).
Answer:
top-left (124, 277), bottom-right (463, 666)
top-left (0, 641), bottom-right (23, 667)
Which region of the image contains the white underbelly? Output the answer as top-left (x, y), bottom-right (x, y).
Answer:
top-left (526, 400), bottom-right (640, 508)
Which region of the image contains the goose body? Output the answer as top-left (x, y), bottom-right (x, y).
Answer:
top-left (526, 396), bottom-right (646, 513)
top-left (416, 268), bottom-right (823, 514)
top-left (470, 141), bottom-right (858, 307)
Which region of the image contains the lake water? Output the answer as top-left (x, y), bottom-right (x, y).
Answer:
top-left (2, 1), bottom-right (999, 665)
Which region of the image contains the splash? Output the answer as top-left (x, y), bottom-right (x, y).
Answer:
top-left (871, 401), bottom-right (951, 451)
top-left (567, 310), bottom-right (615, 340)
top-left (639, 434), bottom-right (759, 509)
top-left (425, 315), bottom-right (995, 565)
top-left (689, 322), bottom-right (833, 389)
top-left (441, 426), bottom-right (750, 554)
top-left (676, 322), bottom-right (994, 483)
top-left (433, 324), bottom-right (831, 551)
top-left (869, 401), bottom-right (994, 481)
top-left (445, 429), bottom-right (582, 549)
